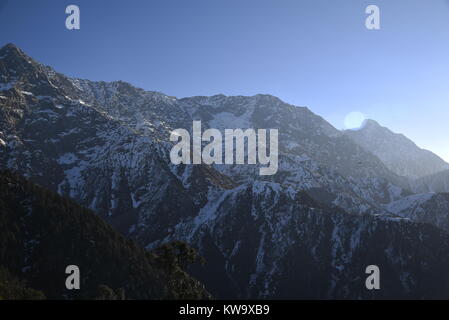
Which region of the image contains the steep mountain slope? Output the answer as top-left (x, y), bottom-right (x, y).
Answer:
top-left (0, 43), bottom-right (409, 230)
top-left (2, 43), bottom-right (449, 299)
top-left (0, 170), bottom-right (209, 300)
top-left (344, 119), bottom-right (449, 179)
top-left (75, 82), bottom-right (410, 214)
top-left (149, 181), bottom-right (449, 299)
top-left (413, 169), bottom-right (449, 194)
top-left (176, 95), bottom-right (410, 206)
top-left (0, 43), bottom-right (236, 244)
top-left (387, 192), bottom-right (449, 232)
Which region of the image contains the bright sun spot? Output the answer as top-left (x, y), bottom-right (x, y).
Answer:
top-left (344, 111), bottom-right (366, 130)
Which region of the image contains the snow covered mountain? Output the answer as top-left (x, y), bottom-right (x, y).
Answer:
top-left (0, 170), bottom-right (210, 300)
top-left (2, 43), bottom-right (449, 298)
top-left (75, 83), bottom-right (411, 215)
top-left (344, 119), bottom-right (449, 179)
top-left (153, 181), bottom-right (449, 299)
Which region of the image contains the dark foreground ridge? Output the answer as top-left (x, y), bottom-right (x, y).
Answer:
top-left (0, 170), bottom-right (210, 300)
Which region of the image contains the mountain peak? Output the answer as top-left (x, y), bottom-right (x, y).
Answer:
top-left (0, 43), bottom-right (37, 71)
top-left (362, 119), bottom-right (381, 127)
top-left (0, 43), bottom-right (26, 58)
top-left (1, 43), bottom-right (19, 51)
top-left (359, 119), bottom-right (394, 134)
top-left (345, 119), bottom-right (449, 178)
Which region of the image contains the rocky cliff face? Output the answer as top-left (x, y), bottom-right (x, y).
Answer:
top-left (2, 43), bottom-right (449, 298)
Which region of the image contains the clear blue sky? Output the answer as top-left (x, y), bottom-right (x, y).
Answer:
top-left (1, 0), bottom-right (449, 161)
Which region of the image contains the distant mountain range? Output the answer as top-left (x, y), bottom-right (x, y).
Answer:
top-left (344, 119), bottom-right (449, 179)
top-left (2, 43), bottom-right (449, 299)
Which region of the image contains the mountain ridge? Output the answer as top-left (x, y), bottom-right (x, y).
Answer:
top-left (344, 119), bottom-right (449, 179)
top-left (3, 43), bottom-right (449, 298)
